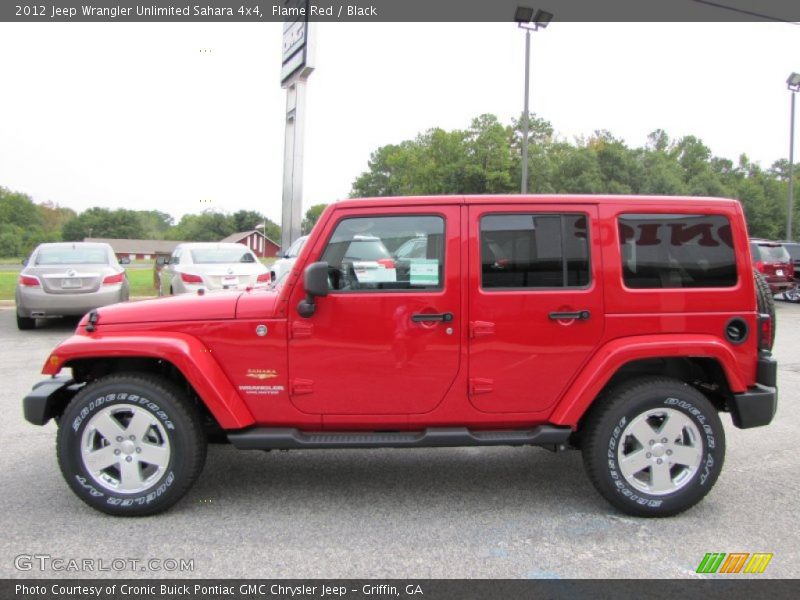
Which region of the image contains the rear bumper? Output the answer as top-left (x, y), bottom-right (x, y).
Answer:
top-left (17, 286), bottom-right (126, 317)
top-left (767, 281), bottom-right (794, 294)
top-left (22, 376), bottom-right (81, 425)
top-left (729, 354), bottom-right (778, 429)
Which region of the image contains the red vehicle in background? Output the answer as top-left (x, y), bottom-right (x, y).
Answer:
top-left (750, 239), bottom-right (795, 296)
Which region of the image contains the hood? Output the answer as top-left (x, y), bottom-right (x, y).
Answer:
top-left (86, 287), bottom-right (282, 326)
top-left (91, 291), bottom-right (242, 325)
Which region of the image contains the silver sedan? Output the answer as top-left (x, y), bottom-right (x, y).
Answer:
top-left (16, 242), bottom-right (129, 330)
top-left (158, 242), bottom-right (270, 296)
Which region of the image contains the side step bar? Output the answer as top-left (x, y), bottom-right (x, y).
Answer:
top-left (228, 426), bottom-right (572, 450)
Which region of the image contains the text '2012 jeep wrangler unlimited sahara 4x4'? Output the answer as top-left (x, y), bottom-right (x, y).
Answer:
top-left (23, 195), bottom-right (777, 517)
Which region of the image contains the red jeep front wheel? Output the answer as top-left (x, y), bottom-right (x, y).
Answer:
top-left (56, 373), bottom-right (207, 516)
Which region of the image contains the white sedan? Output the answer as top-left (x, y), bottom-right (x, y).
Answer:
top-left (159, 243), bottom-right (270, 295)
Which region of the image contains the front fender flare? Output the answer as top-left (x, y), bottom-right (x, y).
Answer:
top-left (43, 333), bottom-right (255, 430)
top-left (548, 334), bottom-right (747, 428)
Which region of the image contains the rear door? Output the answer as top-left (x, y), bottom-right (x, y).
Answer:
top-left (467, 204), bottom-right (604, 414)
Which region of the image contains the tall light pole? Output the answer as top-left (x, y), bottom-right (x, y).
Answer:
top-left (514, 6), bottom-right (552, 194)
top-left (787, 73), bottom-right (800, 241)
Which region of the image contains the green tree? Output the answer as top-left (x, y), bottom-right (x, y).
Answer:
top-left (62, 207), bottom-right (146, 240)
top-left (137, 210), bottom-right (174, 239)
top-left (170, 211), bottom-right (235, 241)
top-left (231, 210), bottom-right (265, 232)
top-left (302, 203), bottom-right (328, 233)
top-left (37, 201), bottom-right (76, 237)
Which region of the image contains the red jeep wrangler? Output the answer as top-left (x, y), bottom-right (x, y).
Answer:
top-left (23, 195), bottom-right (778, 518)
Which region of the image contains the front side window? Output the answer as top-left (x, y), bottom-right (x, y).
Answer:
top-left (619, 214), bottom-right (736, 289)
top-left (480, 214), bottom-right (590, 289)
top-left (321, 216), bottom-right (445, 291)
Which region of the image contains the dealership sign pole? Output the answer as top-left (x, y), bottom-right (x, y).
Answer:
top-left (280, 2), bottom-right (315, 252)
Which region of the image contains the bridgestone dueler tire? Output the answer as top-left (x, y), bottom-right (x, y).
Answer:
top-left (57, 373), bottom-right (206, 516)
top-left (754, 270), bottom-right (776, 349)
top-left (582, 377), bottom-right (725, 518)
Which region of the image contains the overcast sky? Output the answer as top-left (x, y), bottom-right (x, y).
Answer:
top-left (0, 21), bottom-right (798, 224)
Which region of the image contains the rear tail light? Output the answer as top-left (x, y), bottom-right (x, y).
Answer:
top-left (377, 258), bottom-right (396, 269)
top-left (758, 313), bottom-right (772, 351)
top-left (257, 273), bottom-right (271, 283)
top-left (102, 272), bottom-right (124, 285)
top-left (180, 272), bottom-right (203, 283)
top-left (18, 275), bottom-right (40, 287)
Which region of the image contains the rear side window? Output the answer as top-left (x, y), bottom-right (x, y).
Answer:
top-left (619, 214), bottom-right (736, 289)
top-left (480, 213), bottom-right (590, 289)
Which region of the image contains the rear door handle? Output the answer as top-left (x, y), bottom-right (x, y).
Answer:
top-left (548, 310), bottom-right (591, 321)
top-left (411, 312), bottom-right (454, 323)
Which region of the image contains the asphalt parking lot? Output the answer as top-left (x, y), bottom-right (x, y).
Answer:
top-left (1, 303), bottom-right (798, 579)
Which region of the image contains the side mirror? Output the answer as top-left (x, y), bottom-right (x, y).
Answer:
top-left (297, 261), bottom-right (329, 318)
top-left (119, 257), bottom-right (131, 265)
top-left (156, 256), bottom-right (167, 266)
top-left (21, 257), bottom-right (28, 266)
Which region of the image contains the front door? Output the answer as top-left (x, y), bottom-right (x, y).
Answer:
top-left (468, 204), bottom-right (604, 414)
top-left (288, 208), bottom-right (461, 415)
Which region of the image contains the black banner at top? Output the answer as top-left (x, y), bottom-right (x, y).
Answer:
top-left (2, 0), bottom-right (800, 22)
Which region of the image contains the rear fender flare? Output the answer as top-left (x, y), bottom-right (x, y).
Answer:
top-left (549, 334), bottom-right (746, 428)
top-left (43, 333), bottom-right (255, 429)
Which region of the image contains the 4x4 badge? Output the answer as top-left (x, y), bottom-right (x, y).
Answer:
top-left (255, 324), bottom-right (268, 336)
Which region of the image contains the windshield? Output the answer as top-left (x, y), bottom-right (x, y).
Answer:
top-left (287, 236), bottom-right (307, 258)
top-left (35, 246), bottom-right (108, 265)
top-left (190, 247), bottom-right (256, 264)
top-left (755, 244), bottom-right (790, 263)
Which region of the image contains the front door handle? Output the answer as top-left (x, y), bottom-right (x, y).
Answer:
top-left (548, 310), bottom-right (591, 321)
top-left (411, 312), bottom-right (454, 323)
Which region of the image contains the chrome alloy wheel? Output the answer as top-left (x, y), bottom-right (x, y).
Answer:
top-left (617, 407), bottom-right (703, 496)
top-left (80, 404), bottom-right (171, 494)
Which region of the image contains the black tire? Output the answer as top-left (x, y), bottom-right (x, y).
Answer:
top-left (16, 314), bottom-right (36, 330)
top-left (582, 377), bottom-right (725, 518)
top-left (56, 373), bottom-right (206, 516)
top-left (754, 270), bottom-right (776, 349)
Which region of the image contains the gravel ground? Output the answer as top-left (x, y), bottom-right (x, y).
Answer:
top-left (0, 304), bottom-right (798, 579)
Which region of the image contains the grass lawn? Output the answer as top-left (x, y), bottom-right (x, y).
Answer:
top-left (127, 268), bottom-right (158, 297)
top-left (0, 272), bottom-right (16, 301)
top-left (0, 268), bottom-right (157, 301)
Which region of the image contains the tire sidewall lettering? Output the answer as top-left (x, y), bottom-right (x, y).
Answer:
top-left (67, 388), bottom-right (178, 507)
top-left (605, 394), bottom-right (721, 508)
top-left (71, 392), bottom-right (174, 432)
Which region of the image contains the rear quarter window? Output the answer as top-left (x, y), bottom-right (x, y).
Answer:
top-left (619, 214), bottom-right (737, 289)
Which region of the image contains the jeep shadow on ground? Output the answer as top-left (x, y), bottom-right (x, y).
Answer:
top-left (190, 445), bottom-right (600, 515)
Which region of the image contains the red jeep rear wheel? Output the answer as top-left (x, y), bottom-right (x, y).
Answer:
top-left (582, 377), bottom-right (725, 518)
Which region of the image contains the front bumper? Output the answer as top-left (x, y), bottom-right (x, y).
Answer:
top-left (729, 353), bottom-right (778, 429)
top-left (23, 376), bottom-right (82, 425)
